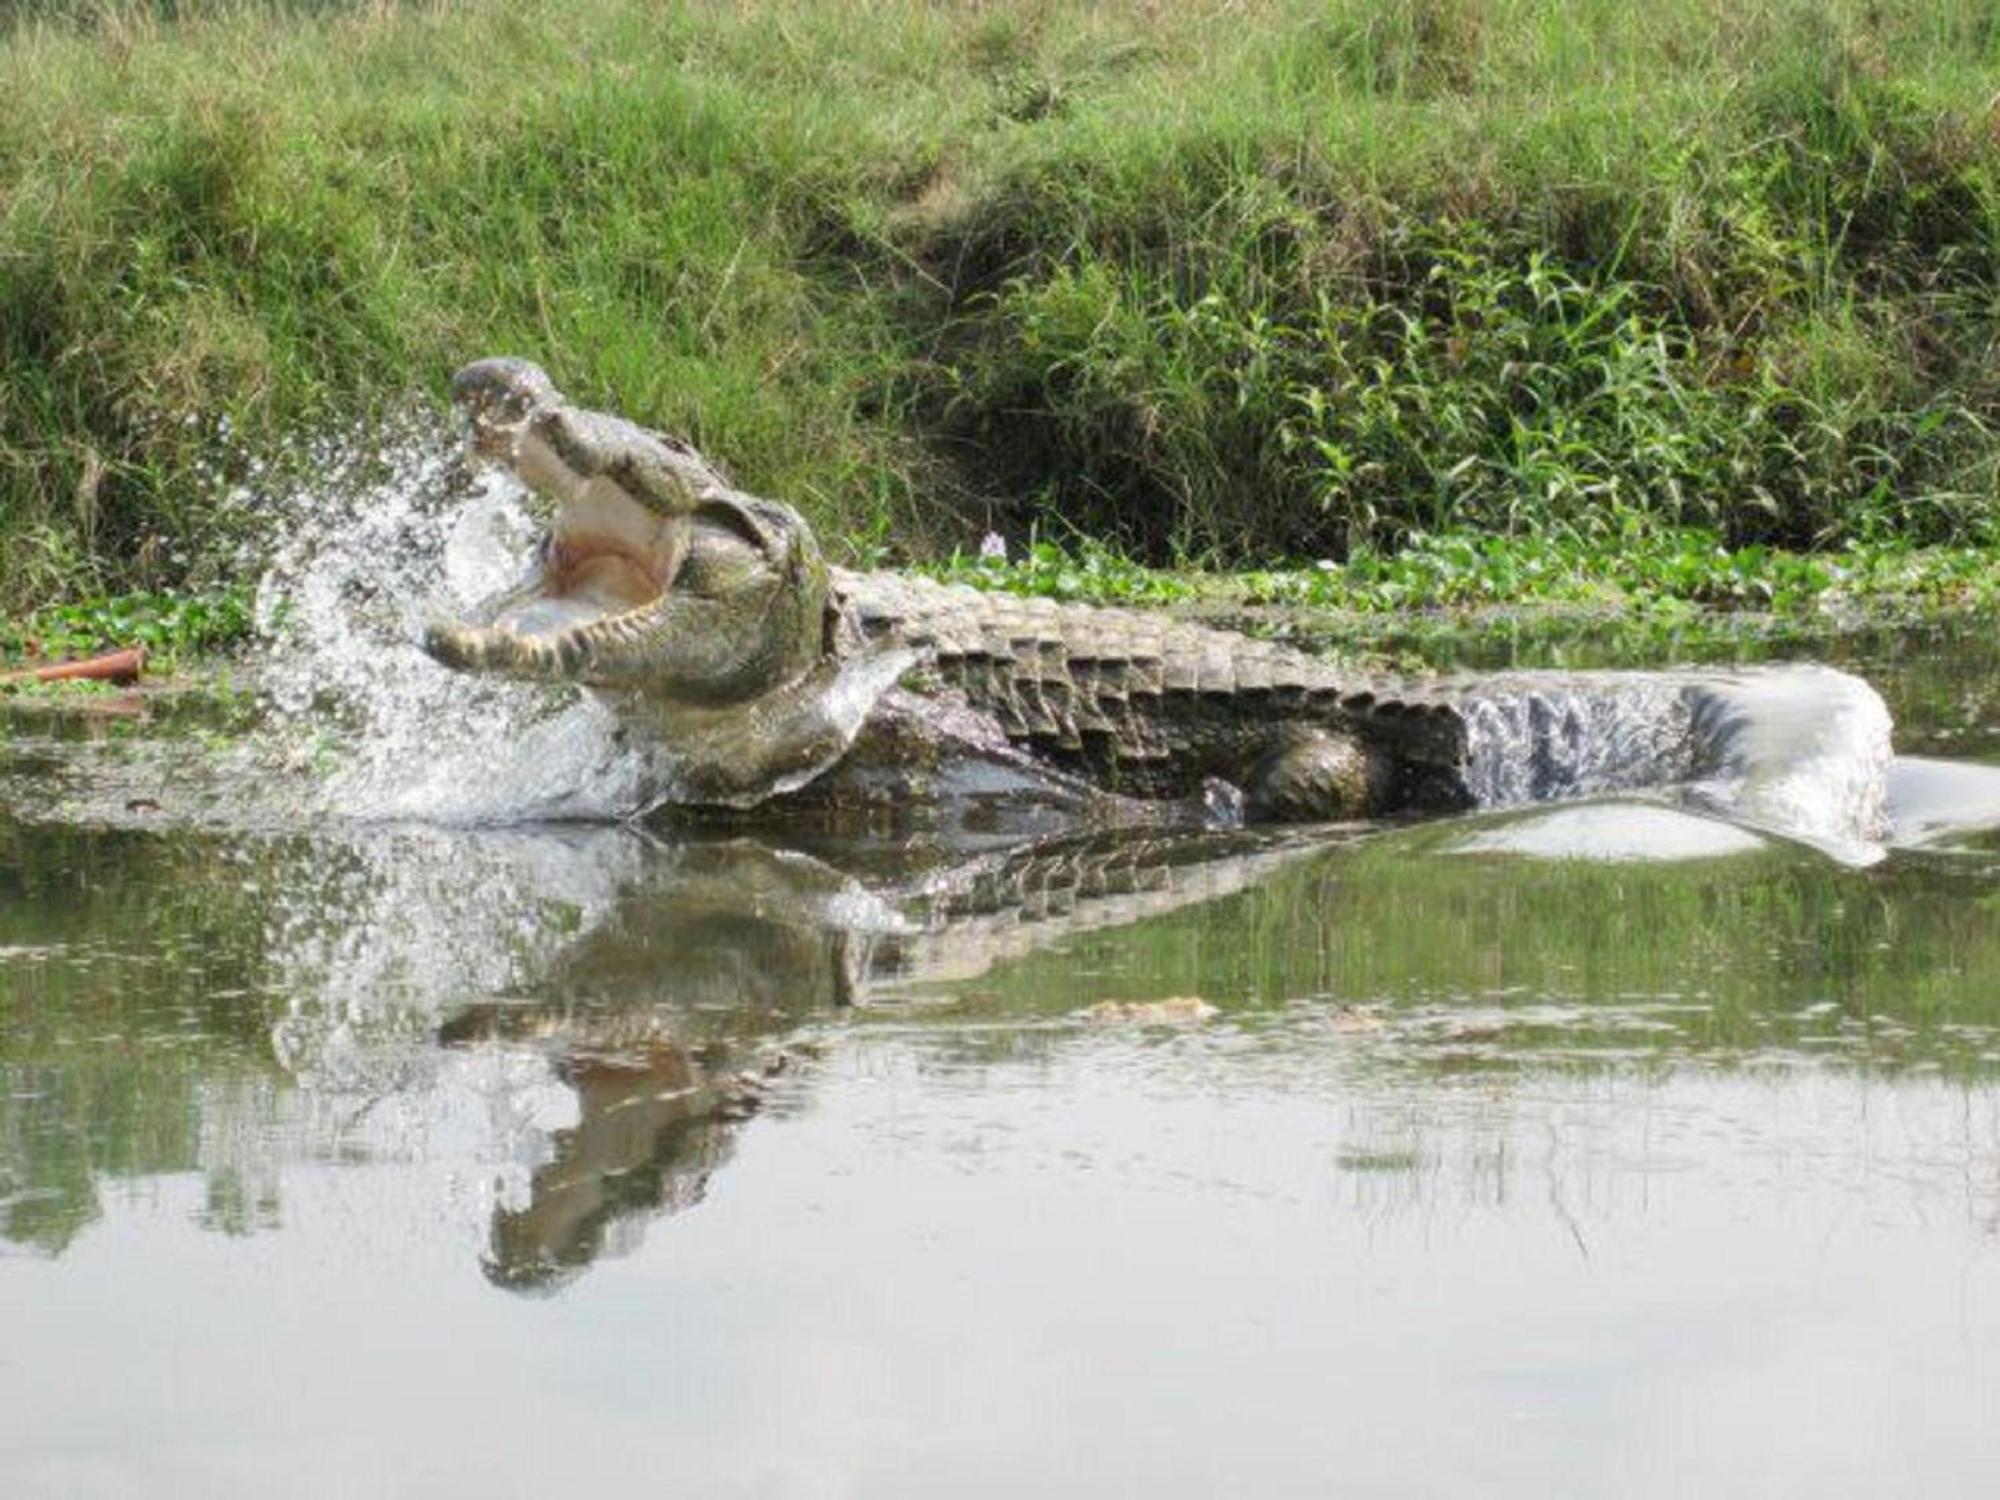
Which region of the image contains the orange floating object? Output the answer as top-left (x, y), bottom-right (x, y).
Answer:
top-left (0, 646), bottom-right (146, 686)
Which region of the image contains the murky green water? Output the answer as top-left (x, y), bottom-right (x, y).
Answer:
top-left (4, 624), bottom-right (2000, 1496)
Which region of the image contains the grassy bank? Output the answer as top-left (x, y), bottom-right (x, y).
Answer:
top-left (5, 0), bottom-right (2000, 608)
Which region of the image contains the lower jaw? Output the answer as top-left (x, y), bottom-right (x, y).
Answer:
top-left (489, 594), bottom-right (619, 639)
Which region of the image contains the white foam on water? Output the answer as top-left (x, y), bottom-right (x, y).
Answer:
top-left (1456, 664), bottom-right (1894, 865)
top-left (1885, 755), bottom-right (2000, 848)
top-left (1448, 804), bottom-right (1771, 864)
top-left (1682, 664), bottom-right (1894, 864)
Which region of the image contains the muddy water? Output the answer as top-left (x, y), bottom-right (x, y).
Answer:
top-left (4, 629), bottom-right (2000, 1496)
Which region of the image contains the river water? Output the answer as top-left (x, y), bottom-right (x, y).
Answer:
top-left (3, 447), bottom-right (1998, 1495)
top-left (2, 627), bottom-right (1997, 1497)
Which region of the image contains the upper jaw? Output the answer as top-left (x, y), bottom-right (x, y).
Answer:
top-left (432, 360), bottom-right (695, 662)
top-left (450, 357), bottom-right (732, 523)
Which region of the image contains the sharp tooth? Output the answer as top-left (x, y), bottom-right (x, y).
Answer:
top-left (655, 512), bottom-right (689, 591)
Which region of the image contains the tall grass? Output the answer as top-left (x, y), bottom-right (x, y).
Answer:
top-left (4, 0), bottom-right (2000, 603)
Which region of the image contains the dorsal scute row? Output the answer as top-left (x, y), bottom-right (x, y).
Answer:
top-left (832, 570), bottom-right (1469, 770)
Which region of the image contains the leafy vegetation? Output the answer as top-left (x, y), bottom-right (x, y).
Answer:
top-left (0, 585), bottom-right (252, 669)
top-left (5, 1), bottom-right (2000, 605)
top-left (931, 528), bottom-right (2000, 616)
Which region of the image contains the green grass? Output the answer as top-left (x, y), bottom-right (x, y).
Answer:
top-left (6, 1), bottom-right (2000, 606)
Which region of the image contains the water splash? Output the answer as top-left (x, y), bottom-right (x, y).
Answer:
top-left (1455, 664), bottom-right (1894, 863)
top-left (252, 418), bottom-right (674, 823)
top-left (1456, 674), bottom-right (1698, 806)
top-left (1682, 665), bottom-right (1893, 861)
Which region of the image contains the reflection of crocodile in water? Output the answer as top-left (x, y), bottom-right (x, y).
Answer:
top-left (420, 359), bottom-right (1893, 835)
top-left (431, 828), bottom-right (1338, 1292)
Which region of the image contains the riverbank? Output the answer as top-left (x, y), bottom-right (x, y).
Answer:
top-left (5, 0), bottom-right (2000, 607)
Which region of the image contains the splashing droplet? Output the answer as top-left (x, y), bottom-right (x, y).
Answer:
top-left (251, 415), bottom-right (676, 824)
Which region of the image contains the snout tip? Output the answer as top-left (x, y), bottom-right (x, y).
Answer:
top-left (449, 357), bottom-right (559, 424)
top-left (420, 619), bottom-right (490, 672)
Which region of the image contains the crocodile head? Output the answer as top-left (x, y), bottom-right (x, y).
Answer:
top-left (423, 358), bottom-right (912, 805)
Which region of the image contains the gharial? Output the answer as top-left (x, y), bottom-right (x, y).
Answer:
top-left (421, 357), bottom-right (1893, 835)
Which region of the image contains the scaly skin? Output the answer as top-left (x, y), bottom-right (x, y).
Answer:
top-left (829, 570), bottom-right (1475, 814)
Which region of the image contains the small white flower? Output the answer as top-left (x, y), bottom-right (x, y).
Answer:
top-left (1314, 558), bottom-right (1338, 572)
top-left (979, 532), bottom-right (1008, 562)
